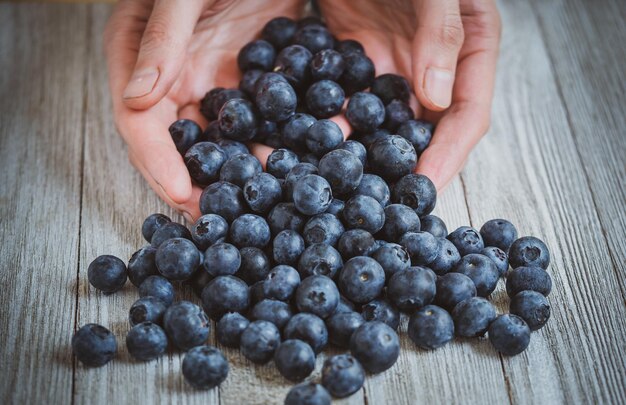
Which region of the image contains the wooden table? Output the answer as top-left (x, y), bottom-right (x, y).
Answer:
top-left (1, 1), bottom-right (625, 404)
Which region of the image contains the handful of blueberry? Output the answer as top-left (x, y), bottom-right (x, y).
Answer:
top-left (72, 15), bottom-right (554, 403)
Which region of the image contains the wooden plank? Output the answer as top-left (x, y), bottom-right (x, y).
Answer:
top-left (459, 0), bottom-right (626, 403)
top-left (530, 0), bottom-right (626, 298)
top-left (0, 4), bottom-right (88, 404)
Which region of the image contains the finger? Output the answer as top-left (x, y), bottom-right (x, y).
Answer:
top-left (122, 0), bottom-right (207, 110)
top-left (415, 0), bottom-right (501, 190)
top-left (248, 143), bottom-right (275, 170)
top-left (412, 0), bottom-right (464, 111)
top-left (178, 103), bottom-right (208, 129)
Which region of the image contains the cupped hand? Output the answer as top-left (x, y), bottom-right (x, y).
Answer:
top-left (104, 0), bottom-right (304, 221)
top-left (319, 0), bottom-right (501, 191)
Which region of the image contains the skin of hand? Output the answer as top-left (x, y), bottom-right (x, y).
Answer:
top-left (319, 0), bottom-right (501, 191)
top-left (104, 0), bottom-right (304, 221)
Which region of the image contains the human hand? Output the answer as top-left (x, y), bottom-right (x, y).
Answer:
top-left (104, 0), bottom-right (304, 221)
top-left (318, 0), bottom-right (501, 191)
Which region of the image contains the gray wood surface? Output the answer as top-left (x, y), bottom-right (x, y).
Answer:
top-left (1, 1), bottom-right (625, 404)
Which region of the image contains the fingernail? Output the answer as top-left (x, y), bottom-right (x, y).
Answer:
top-left (181, 211), bottom-right (193, 223)
top-left (424, 67), bottom-right (454, 108)
top-left (123, 68), bottom-right (159, 99)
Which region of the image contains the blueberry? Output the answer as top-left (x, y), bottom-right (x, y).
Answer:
top-left (480, 219), bottom-right (518, 253)
top-left (218, 98), bottom-right (258, 141)
top-left (273, 229), bottom-right (306, 266)
top-left (361, 298), bottom-right (400, 330)
top-left (336, 140), bottom-right (367, 167)
top-left (127, 246), bottom-right (158, 287)
top-left (201, 275), bottom-right (249, 320)
top-left (129, 296), bottom-right (167, 326)
top-left (240, 320), bottom-right (281, 364)
top-left (264, 131), bottom-right (286, 148)
top-left (219, 153), bottom-right (263, 188)
top-left (397, 119), bottom-right (433, 155)
top-left (447, 226), bottom-right (484, 256)
top-left (310, 49), bottom-right (345, 81)
top-left (353, 175), bottom-right (389, 208)
top-left (387, 266), bottom-right (436, 311)
top-left (155, 237), bottom-right (200, 281)
top-left (339, 52), bottom-right (375, 95)
top-left (281, 113), bottom-right (317, 153)
top-left (255, 73), bottom-right (297, 122)
top-left (380, 204), bottom-right (420, 241)
top-left (284, 162), bottom-right (319, 201)
top-left (383, 100), bottom-right (414, 132)
top-left (87, 255), bottom-right (127, 293)
top-left (243, 172), bottom-right (282, 214)
top-left (249, 280), bottom-right (266, 305)
top-left (257, 119), bottom-right (279, 139)
top-left (188, 269), bottom-right (213, 298)
top-left (318, 149), bottom-right (363, 195)
top-left (71, 324), bottom-right (116, 367)
top-left (509, 236), bottom-right (550, 269)
top-left (202, 88), bottom-right (248, 121)
top-left (191, 214), bottom-right (229, 250)
top-left (338, 256), bottom-right (385, 304)
top-left (368, 135), bottom-right (417, 182)
top-left (237, 247), bottom-right (270, 285)
top-left (335, 39), bottom-right (364, 55)
top-left (488, 314), bottom-right (531, 356)
top-left (451, 297), bottom-right (496, 337)
top-left (346, 92), bottom-right (385, 133)
top-left (322, 354), bottom-right (365, 398)
top-left (297, 243), bottom-right (343, 279)
top-left (267, 148), bottom-right (300, 179)
top-left (261, 16), bottom-right (297, 50)
top-left (151, 221), bottom-right (192, 248)
top-left (506, 266), bottom-right (552, 297)
top-left (238, 39), bottom-right (275, 71)
top-left (324, 198), bottom-right (345, 217)
top-left (335, 296), bottom-right (357, 314)
top-left (370, 73), bottom-right (411, 105)
top-left (203, 242), bottom-right (241, 277)
top-left (215, 138), bottom-right (250, 159)
top-left (182, 346), bottom-right (229, 389)
top-left (293, 24), bottom-right (334, 54)
top-left (284, 313), bottom-right (328, 354)
top-left (139, 275), bottom-right (174, 306)
top-left (371, 243), bottom-right (411, 279)
top-left (263, 265), bottom-right (301, 301)
top-left (229, 214), bottom-right (271, 249)
top-left (250, 299), bottom-right (293, 330)
top-left (337, 229), bottom-right (376, 259)
top-left (274, 339), bottom-right (316, 382)
top-left (163, 301), bottom-right (210, 351)
top-left (141, 213), bottom-right (171, 243)
top-left (300, 153), bottom-right (320, 166)
top-left (267, 202), bottom-right (307, 235)
top-left (326, 311), bottom-right (364, 348)
top-left (482, 246), bottom-right (509, 276)
top-left (126, 322), bottom-right (167, 361)
top-left (295, 275), bottom-right (340, 319)
top-left (391, 174), bottom-right (437, 217)
top-left (303, 213), bottom-right (344, 246)
top-left (239, 69), bottom-right (264, 97)
top-left (420, 214), bottom-right (448, 238)
top-left (408, 305), bottom-right (454, 350)
top-left (434, 272), bottom-right (476, 311)
top-left (285, 382), bottom-right (331, 405)
top-left (350, 321), bottom-right (399, 374)
top-left (453, 253), bottom-right (499, 297)
top-left (293, 174), bottom-right (333, 215)
top-left (216, 312), bottom-right (249, 348)
top-left (399, 231), bottom-right (439, 266)
top-left (306, 81), bottom-right (345, 119)
top-left (306, 119), bottom-right (344, 155)
top-left (353, 128), bottom-right (390, 149)
top-left (274, 45), bottom-right (313, 90)
top-left (510, 290), bottom-right (550, 331)
top-left (202, 120), bottom-right (222, 143)
top-left (169, 119), bottom-right (202, 154)
top-left (199, 181), bottom-right (247, 222)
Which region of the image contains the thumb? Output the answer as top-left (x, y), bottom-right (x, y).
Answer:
top-left (122, 0), bottom-right (205, 110)
top-left (412, 0), bottom-right (464, 111)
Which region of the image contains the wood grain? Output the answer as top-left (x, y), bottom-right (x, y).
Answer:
top-left (460, 0), bottom-right (626, 403)
top-left (0, 4), bottom-right (89, 404)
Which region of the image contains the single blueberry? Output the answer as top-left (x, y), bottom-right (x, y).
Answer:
top-left (343, 195), bottom-right (385, 234)
top-left (336, 140), bottom-right (367, 167)
top-left (380, 204), bottom-right (420, 241)
top-left (399, 231), bottom-right (439, 266)
top-left (126, 322), bottom-right (167, 361)
top-left (243, 172), bottom-right (283, 214)
top-left (510, 290), bottom-right (551, 331)
top-left (295, 275), bottom-right (340, 319)
top-left (155, 237), bottom-right (200, 281)
top-left (383, 100), bottom-right (414, 132)
top-left (199, 181), bottom-right (247, 222)
top-left (273, 230), bottom-right (305, 266)
top-left (368, 136), bottom-right (417, 182)
top-left (187, 269), bottom-right (213, 298)
top-left (285, 382), bottom-right (331, 405)
top-left (447, 226), bottom-right (485, 256)
top-left (127, 246), bottom-right (158, 287)
top-left (184, 141), bottom-right (227, 184)
top-left (219, 153), bottom-right (263, 188)
top-left (201, 275), bottom-right (249, 320)
top-left (391, 174), bottom-right (437, 217)
top-left (267, 148), bottom-right (300, 179)
top-left (267, 202), bottom-right (307, 235)
top-left (139, 275), bottom-right (174, 306)
top-left (182, 346), bottom-right (229, 389)
top-left (129, 296), bottom-right (167, 327)
top-left (360, 298), bottom-right (400, 330)
top-left (284, 313), bottom-right (328, 354)
top-left (335, 39), bottom-right (365, 55)
top-left (261, 16), bottom-right (297, 50)
top-left (306, 119), bottom-right (344, 155)
top-left (300, 153), bottom-right (320, 166)
top-left (387, 266), bottom-right (437, 312)
top-left (293, 24), bottom-right (334, 54)
top-left (72, 324), bottom-right (117, 367)
top-left (371, 243), bottom-right (411, 280)
top-left (339, 52), bottom-right (375, 95)
top-left (397, 119), bottom-right (433, 155)
top-left (141, 213), bottom-right (171, 243)
top-left (350, 321), bottom-right (399, 374)
top-left (284, 162), bottom-right (319, 201)
top-left (452, 297), bottom-right (496, 337)
top-left (488, 314), bottom-right (531, 356)
top-left (353, 128), bottom-right (390, 149)
top-left (346, 92), bottom-right (385, 133)
top-left (274, 45), bottom-right (313, 90)
top-left (255, 73), bottom-right (297, 122)
top-left (169, 119), bottom-right (202, 154)
top-left (420, 214), bottom-right (448, 238)
top-left (480, 219), bottom-right (518, 252)
top-left (297, 243), bottom-right (343, 279)
top-left (337, 229), bottom-right (376, 259)
top-left (229, 214), bottom-right (271, 249)
top-left (218, 98), bottom-right (258, 141)
top-left (434, 272), bottom-right (477, 311)
top-left (263, 265), bottom-right (301, 301)
top-left (506, 266), bottom-right (552, 297)
top-left (293, 174), bottom-right (333, 216)
top-left (408, 305), bottom-right (454, 350)
top-left (191, 214), bottom-right (229, 250)
top-left (274, 339), bottom-right (316, 382)
top-left (370, 73), bottom-right (411, 105)
top-left (453, 253), bottom-right (500, 297)
top-left (200, 88), bottom-right (246, 121)
top-left (151, 221), bottom-right (192, 248)
top-left (353, 174), bottom-right (390, 207)
top-left (216, 312), bottom-right (250, 348)
top-left (203, 242), bottom-right (241, 277)
top-left (338, 256), bottom-right (385, 304)
top-left (322, 354), bottom-right (365, 398)
top-left (202, 120), bottom-right (222, 143)
top-left (237, 39), bottom-right (275, 72)
top-left (281, 113), bottom-right (317, 153)
top-left (303, 213), bottom-right (344, 246)
top-left (239, 69), bottom-right (264, 97)
top-left (310, 49), bottom-right (345, 81)
top-left (509, 236), bottom-right (550, 269)
top-left (324, 198), bottom-right (345, 217)
top-left (240, 320), bottom-right (281, 364)
top-left (306, 81), bottom-right (345, 119)
top-left (326, 311), bottom-right (365, 348)
top-left (482, 246), bottom-right (509, 276)
top-left (318, 149), bottom-right (363, 196)
top-left (87, 255), bottom-right (127, 294)
top-left (237, 247), bottom-right (271, 285)
top-left (162, 301), bottom-right (210, 351)
top-left (215, 138), bottom-right (250, 159)
top-left (250, 299), bottom-right (293, 330)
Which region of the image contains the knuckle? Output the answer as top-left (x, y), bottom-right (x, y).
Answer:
top-left (438, 15), bottom-right (465, 50)
top-left (141, 18), bottom-right (174, 50)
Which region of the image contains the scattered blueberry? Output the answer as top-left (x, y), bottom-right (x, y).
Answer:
top-left (250, 299), bottom-right (293, 330)
top-left (371, 243), bottom-right (411, 279)
top-left (162, 301), bottom-right (210, 351)
top-left (141, 213), bottom-right (171, 243)
top-left (408, 305), bottom-right (455, 350)
top-left (155, 237), bottom-right (200, 281)
top-left (129, 296), bottom-right (167, 326)
top-left (285, 382), bottom-right (331, 405)
top-left (255, 73), bottom-right (297, 122)
top-left (370, 73), bottom-right (411, 105)
top-left (488, 314), bottom-right (531, 356)
top-left (273, 229), bottom-right (306, 266)
top-left (322, 354), bottom-right (365, 398)
top-left (267, 148), bottom-right (300, 179)
top-left (238, 39), bottom-right (276, 72)
top-left (282, 114), bottom-right (317, 153)
top-left (72, 324), bottom-right (117, 367)
top-left (303, 213), bottom-right (344, 246)
top-left (338, 256), bottom-right (385, 304)
top-left (284, 312), bottom-right (328, 354)
top-left (274, 45), bottom-right (313, 90)
top-left (191, 214), bottom-right (229, 250)
top-left (199, 181), bottom-right (247, 222)
top-left (216, 312), bottom-right (250, 348)
top-left (447, 226), bottom-right (484, 256)
top-left (420, 214), bottom-right (448, 238)
top-left (339, 52), bottom-right (375, 95)
top-left (306, 81), bottom-right (345, 119)
top-left (297, 243), bottom-right (343, 279)
top-left (151, 221), bottom-right (192, 248)
top-left (346, 92), bottom-right (385, 133)
top-left (506, 266), bottom-right (552, 297)
top-left (397, 119), bottom-right (433, 155)
top-left (429, 238), bottom-right (461, 275)
top-left (350, 321), bottom-right (399, 374)
top-left (244, 172), bottom-right (283, 214)
top-left (399, 231), bottom-right (439, 266)
top-left (434, 272), bottom-right (477, 311)
top-left (201, 275), bottom-right (249, 320)
top-left (184, 142), bottom-right (227, 185)
top-left (229, 214), bottom-right (271, 249)
top-left (368, 135), bottom-right (417, 182)
top-left (509, 236), bottom-right (550, 270)
top-left (218, 98), bottom-right (258, 142)
top-left (87, 255), bottom-right (127, 294)
top-left (318, 149), bottom-right (363, 196)
top-left (293, 174), bottom-right (333, 215)
top-left (310, 49), bottom-right (345, 81)
top-left (295, 275), bottom-right (340, 319)
top-left (263, 265), bottom-right (301, 301)
top-left (127, 246), bottom-right (158, 287)
top-left (267, 202), bottom-right (307, 235)
top-left (387, 266), bottom-right (437, 312)
top-left (480, 219), bottom-right (518, 252)
top-left (182, 345), bottom-right (229, 389)
top-left (219, 153), bottom-right (263, 188)
top-left (383, 99), bottom-right (414, 132)
top-left (169, 119), bottom-right (202, 154)
top-left (343, 194), bottom-right (385, 234)
top-left (326, 311), bottom-right (365, 348)
top-left (452, 297), bottom-right (496, 337)
top-left (453, 253), bottom-right (500, 297)
top-left (391, 174), bottom-right (437, 217)
top-left (126, 322), bottom-right (167, 361)
top-left (482, 246), bottom-right (509, 276)
top-left (274, 339), bottom-right (316, 382)
top-left (240, 320), bottom-right (281, 364)
top-left (261, 17), bottom-right (297, 50)
top-left (139, 275), bottom-right (174, 307)
top-left (510, 290), bottom-right (551, 331)
top-left (203, 242), bottom-right (241, 277)
top-left (293, 24), bottom-right (334, 54)
top-left (336, 140), bottom-right (367, 167)
top-left (337, 229), bottom-right (376, 259)
top-left (380, 204), bottom-right (420, 241)
top-left (360, 298), bottom-right (400, 330)
top-left (238, 247), bottom-right (271, 284)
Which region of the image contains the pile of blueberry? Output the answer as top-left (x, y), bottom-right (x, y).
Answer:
top-left (72, 16), bottom-right (553, 404)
